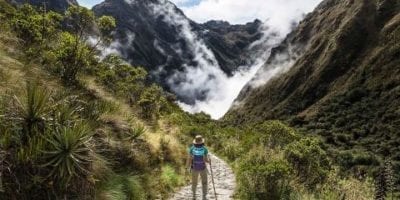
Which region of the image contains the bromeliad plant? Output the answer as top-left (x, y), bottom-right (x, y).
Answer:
top-left (12, 82), bottom-right (52, 138)
top-left (125, 122), bottom-right (147, 142)
top-left (42, 123), bottom-right (95, 186)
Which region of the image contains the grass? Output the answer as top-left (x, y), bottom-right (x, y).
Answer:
top-left (96, 174), bottom-right (146, 200)
top-left (160, 165), bottom-right (184, 191)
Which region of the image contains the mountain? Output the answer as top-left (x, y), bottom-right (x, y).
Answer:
top-left (92, 0), bottom-right (263, 102)
top-left (226, 0), bottom-right (400, 165)
top-left (9, 0), bottom-right (78, 12)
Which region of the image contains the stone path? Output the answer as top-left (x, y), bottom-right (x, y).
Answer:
top-left (170, 153), bottom-right (235, 200)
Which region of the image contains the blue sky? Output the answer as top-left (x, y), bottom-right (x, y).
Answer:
top-left (77, 0), bottom-right (201, 8)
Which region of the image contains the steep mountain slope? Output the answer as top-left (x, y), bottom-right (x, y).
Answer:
top-left (227, 0), bottom-right (400, 165)
top-left (9, 0), bottom-right (77, 12)
top-left (92, 0), bottom-right (263, 101)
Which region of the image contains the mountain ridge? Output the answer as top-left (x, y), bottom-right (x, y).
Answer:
top-left (226, 0), bottom-right (400, 169)
top-left (92, 0), bottom-right (265, 103)
top-left (9, 0), bottom-right (78, 12)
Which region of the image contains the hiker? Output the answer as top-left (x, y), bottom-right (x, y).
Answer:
top-left (187, 135), bottom-right (210, 200)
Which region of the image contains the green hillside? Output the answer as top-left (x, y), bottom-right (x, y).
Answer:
top-left (0, 2), bottom-right (189, 199)
top-left (226, 0), bottom-right (400, 193)
top-left (0, 0), bottom-right (398, 200)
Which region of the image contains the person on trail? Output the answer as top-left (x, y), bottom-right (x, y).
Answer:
top-left (187, 135), bottom-right (210, 200)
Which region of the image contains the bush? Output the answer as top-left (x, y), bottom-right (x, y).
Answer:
top-left (96, 55), bottom-right (147, 101)
top-left (222, 138), bottom-right (243, 160)
top-left (284, 138), bottom-right (331, 189)
top-left (255, 120), bottom-right (298, 148)
top-left (238, 148), bottom-right (293, 200)
top-left (138, 84), bottom-right (164, 120)
top-left (337, 150), bottom-right (380, 170)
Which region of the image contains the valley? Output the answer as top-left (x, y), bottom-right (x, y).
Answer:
top-left (0, 0), bottom-right (399, 199)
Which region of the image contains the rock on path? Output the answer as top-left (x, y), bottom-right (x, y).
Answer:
top-left (170, 153), bottom-right (235, 200)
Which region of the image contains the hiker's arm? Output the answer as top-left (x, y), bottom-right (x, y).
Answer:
top-left (204, 148), bottom-right (210, 163)
top-left (204, 154), bottom-right (210, 163)
top-left (186, 147), bottom-right (192, 169)
top-left (186, 154), bottom-right (192, 168)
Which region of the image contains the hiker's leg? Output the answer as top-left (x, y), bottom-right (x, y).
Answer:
top-left (192, 170), bottom-right (200, 197)
top-left (200, 169), bottom-right (208, 199)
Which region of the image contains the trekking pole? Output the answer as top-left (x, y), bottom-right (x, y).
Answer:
top-left (209, 159), bottom-right (218, 200)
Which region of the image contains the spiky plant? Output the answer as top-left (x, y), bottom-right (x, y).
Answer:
top-left (12, 82), bottom-right (52, 140)
top-left (42, 123), bottom-right (94, 186)
top-left (51, 103), bottom-right (80, 127)
top-left (125, 123), bottom-right (146, 142)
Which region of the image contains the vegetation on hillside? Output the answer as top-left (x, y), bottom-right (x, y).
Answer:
top-left (0, 1), bottom-right (397, 200)
top-left (0, 2), bottom-right (186, 199)
top-left (225, 0), bottom-right (400, 198)
top-left (166, 111), bottom-right (380, 199)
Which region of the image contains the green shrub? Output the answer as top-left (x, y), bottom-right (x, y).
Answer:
top-left (284, 138), bottom-right (331, 189)
top-left (255, 120), bottom-right (298, 148)
top-left (238, 148), bottom-right (293, 200)
top-left (10, 4), bottom-right (62, 48)
top-left (160, 165), bottom-right (183, 191)
top-left (96, 55), bottom-right (147, 101)
top-left (138, 84), bottom-right (164, 120)
top-left (222, 138), bottom-right (243, 160)
top-left (337, 150), bottom-right (380, 170)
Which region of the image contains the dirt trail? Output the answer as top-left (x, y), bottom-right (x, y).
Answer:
top-left (170, 153), bottom-right (236, 200)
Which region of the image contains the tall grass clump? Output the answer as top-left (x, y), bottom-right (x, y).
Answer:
top-left (160, 165), bottom-right (183, 192)
top-left (97, 174), bottom-right (146, 200)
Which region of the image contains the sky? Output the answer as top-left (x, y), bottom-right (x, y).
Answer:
top-left (77, 0), bottom-right (201, 8)
top-left (77, 0), bottom-right (321, 26)
top-left (77, 0), bottom-right (102, 8)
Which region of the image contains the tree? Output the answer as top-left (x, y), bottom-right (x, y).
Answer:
top-left (55, 6), bottom-right (116, 84)
top-left (10, 4), bottom-right (63, 58)
top-left (97, 54), bottom-right (147, 100)
top-left (138, 84), bottom-right (164, 120)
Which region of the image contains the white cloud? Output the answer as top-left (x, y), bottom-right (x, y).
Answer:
top-left (149, 0), bottom-right (286, 119)
top-left (119, 0), bottom-right (323, 119)
top-left (182, 0), bottom-right (321, 33)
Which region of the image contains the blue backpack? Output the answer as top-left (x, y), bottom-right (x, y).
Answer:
top-left (190, 145), bottom-right (208, 171)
